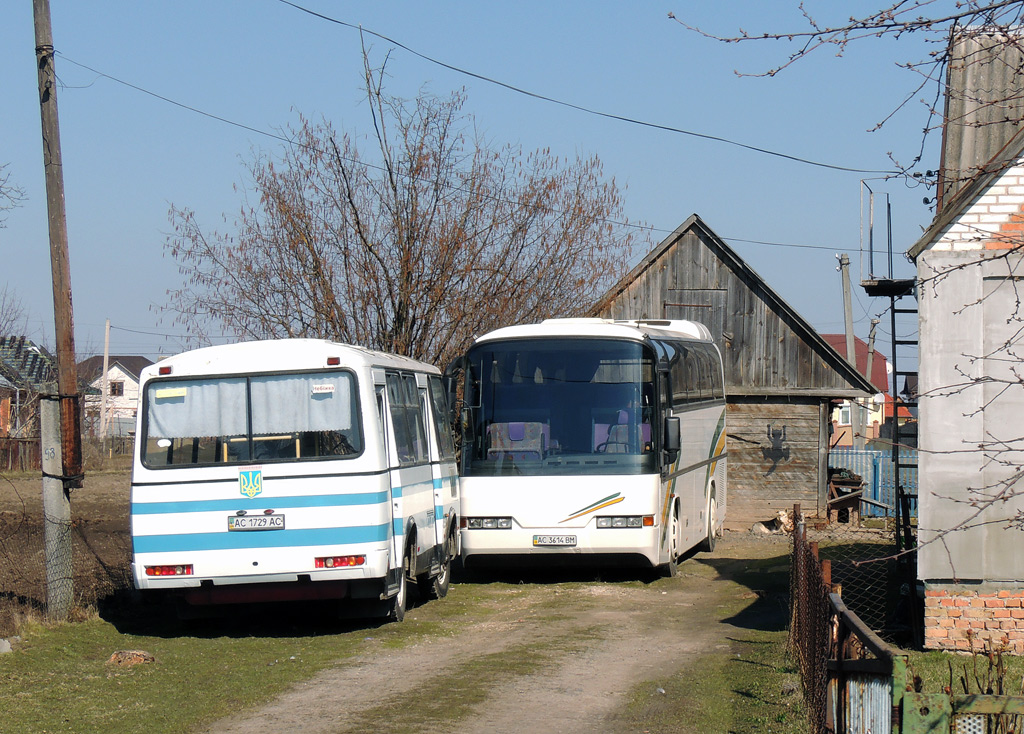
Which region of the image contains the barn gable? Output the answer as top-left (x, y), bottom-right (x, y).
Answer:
top-left (592, 214), bottom-right (874, 527)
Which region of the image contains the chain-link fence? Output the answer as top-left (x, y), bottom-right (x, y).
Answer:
top-left (825, 449), bottom-right (919, 646)
top-left (790, 518), bottom-right (832, 734)
top-left (0, 471), bottom-right (131, 638)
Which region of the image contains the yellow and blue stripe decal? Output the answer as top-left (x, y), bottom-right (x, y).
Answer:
top-left (704, 409), bottom-right (727, 497)
top-left (559, 492), bottom-right (624, 524)
top-left (133, 523), bottom-right (389, 554)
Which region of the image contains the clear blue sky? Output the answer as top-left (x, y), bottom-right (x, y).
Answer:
top-left (2, 1), bottom-right (933, 361)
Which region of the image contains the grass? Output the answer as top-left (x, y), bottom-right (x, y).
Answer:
top-left (616, 628), bottom-right (804, 734)
top-left (0, 597), bottom-right (457, 733)
top-left (615, 547), bottom-right (808, 734)
top-left (0, 544), bottom-right (810, 733)
top-left (906, 647), bottom-right (1024, 695)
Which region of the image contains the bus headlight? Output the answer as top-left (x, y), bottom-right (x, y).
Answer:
top-left (596, 516), bottom-right (649, 528)
top-left (463, 517), bottom-right (513, 529)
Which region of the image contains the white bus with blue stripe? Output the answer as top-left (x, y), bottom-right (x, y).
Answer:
top-left (130, 339), bottom-right (459, 621)
top-left (452, 319), bottom-right (726, 575)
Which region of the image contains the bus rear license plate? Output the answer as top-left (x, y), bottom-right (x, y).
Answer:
top-left (228, 514), bottom-right (285, 531)
top-left (533, 535), bottom-right (576, 547)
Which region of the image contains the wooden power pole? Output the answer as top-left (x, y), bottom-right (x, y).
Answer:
top-left (34, 0), bottom-right (83, 619)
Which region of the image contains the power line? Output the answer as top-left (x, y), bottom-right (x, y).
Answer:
top-left (56, 54), bottom-right (848, 254)
top-left (277, 0), bottom-right (901, 176)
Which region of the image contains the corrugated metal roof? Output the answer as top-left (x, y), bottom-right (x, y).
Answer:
top-left (938, 27), bottom-right (1024, 210)
top-left (911, 27), bottom-right (1024, 258)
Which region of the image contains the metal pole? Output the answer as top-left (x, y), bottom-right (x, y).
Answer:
top-left (41, 394), bottom-right (72, 620)
top-left (33, 0), bottom-right (83, 489)
top-left (101, 318), bottom-right (110, 441)
top-left (839, 254), bottom-right (864, 447)
top-left (866, 318), bottom-right (880, 443)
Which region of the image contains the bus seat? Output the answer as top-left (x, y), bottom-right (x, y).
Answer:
top-left (487, 421), bottom-right (547, 460)
top-left (593, 411), bottom-right (651, 454)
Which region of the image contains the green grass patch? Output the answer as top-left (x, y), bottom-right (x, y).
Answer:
top-left (0, 598), bottom-right (451, 733)
top-left (616, 627), bottom-right (805, 734)
top-left (905, 648), bottom-right (1024, 695)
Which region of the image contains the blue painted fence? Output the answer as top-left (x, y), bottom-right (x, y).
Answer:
top-left (828, 448), bottom-right (918, 519)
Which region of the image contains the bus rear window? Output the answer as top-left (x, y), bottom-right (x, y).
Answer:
top-left (142, 371), bottom-right (362, 467)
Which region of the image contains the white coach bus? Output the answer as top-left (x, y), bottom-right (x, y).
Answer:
top-left (452, 319), bottom-right (726, 575)
top-left (130, 339), bottom-right (459, 621)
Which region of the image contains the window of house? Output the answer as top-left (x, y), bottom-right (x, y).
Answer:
top-left (838, 402), bottom-right (851, 425)
top-left (109, 381), bottom-right (124, 397)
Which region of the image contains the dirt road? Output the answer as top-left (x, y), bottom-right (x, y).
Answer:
top-left (197, 538), bottom-right (793, 734)
top-left (0, 471), bottom-right (795, 732)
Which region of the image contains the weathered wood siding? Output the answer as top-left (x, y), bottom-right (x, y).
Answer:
top-left (725, 399), bottom-right (824, 527)
top-left (591, 216), bottom-right (868, 526)
top-left (597, 226), bottom-right (859, 396)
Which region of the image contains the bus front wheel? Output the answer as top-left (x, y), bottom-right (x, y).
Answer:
top-left (698, 493), bottom-right (718, 553)
top-left (660, 504), bottom-right (680, 578)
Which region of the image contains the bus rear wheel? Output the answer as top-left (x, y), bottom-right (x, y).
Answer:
top-left (418, 539), bottom-right (451, 601)
top-left (387, 551), bottom-right (410, 623)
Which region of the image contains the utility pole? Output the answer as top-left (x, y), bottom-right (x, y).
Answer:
top-left (101, 318), bottom-right (110, 445)
top-left (838, 253), bottom-right (864, 448)
top-left (34, 0), bottom-right (82, 619)
top-left (865, 318), bottom-right (880, 443)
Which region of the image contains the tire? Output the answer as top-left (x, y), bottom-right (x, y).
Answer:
top-left (419, 545), bottom-right (451, 601)
top-left (660, 504), bottom-right (680, 578)
top-left (387, 554), bottom-right (409, 623)
top-left (698, 493), bottom-right (718, 553)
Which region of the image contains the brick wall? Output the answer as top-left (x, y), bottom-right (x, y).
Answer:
top-left (924, 585), bottom-right (1024, 654)
top-left (932, 166), bottom-right (1024, 251)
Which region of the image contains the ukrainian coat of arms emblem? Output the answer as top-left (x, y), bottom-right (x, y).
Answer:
top-left (239, 469), bottom-right (262, 498)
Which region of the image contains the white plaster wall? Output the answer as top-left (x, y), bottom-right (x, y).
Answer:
top-left (918, 250), bottom-right (1024, 581)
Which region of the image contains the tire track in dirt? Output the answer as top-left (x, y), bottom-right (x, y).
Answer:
top-left (202, 579), bottom-right (737, 734)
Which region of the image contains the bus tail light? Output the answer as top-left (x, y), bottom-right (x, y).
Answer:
top-left (145, 564), bottom-right (193, 576)
top-left (464, 517), bottom-right (512, 529)
top-left (315, 555), bottom-right (366, 568)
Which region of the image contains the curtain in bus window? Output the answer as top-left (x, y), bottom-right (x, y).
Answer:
top-left (146, 378), bottom-right (247, 438)
top-left (249, 373), bottom-right (355, 434)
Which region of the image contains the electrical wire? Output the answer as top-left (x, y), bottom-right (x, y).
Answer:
top-left (277, 0), bottom-right (901, 176)
top-left (55, 53), bottom-right (859, 255)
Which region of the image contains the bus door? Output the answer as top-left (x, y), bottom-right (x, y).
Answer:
top-left (374, 371), bottom-right (402, 594)
top-left (423, 374), bottom-right (457, 562)
top-left (384, 372), bottom-right (434, 576)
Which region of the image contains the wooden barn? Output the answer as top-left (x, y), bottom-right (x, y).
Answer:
top-left (592, 214), bottom-right (875, 527)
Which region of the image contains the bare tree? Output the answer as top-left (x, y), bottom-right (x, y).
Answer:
top-left (670, 1), bottom-right (1024, 174)
top-left (163, 63), bottom-right (641, 367)
top-left (0, 162), bottom-right (25, 229)
top-left (0, 286), bottom-right (27, 337)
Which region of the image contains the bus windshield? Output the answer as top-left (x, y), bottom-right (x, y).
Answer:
top-left (462, 338), bottom-right (657, 476)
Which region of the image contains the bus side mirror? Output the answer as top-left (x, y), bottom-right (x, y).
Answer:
top-left (664, 416), bottom-right (680, 456)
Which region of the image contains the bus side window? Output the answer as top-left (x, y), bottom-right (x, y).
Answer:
top-left (428, 376), bottom-right (456, 461)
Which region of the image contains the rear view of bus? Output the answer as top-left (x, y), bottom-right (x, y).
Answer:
top-left (130, 339), bottom-right (459, 621)
top-left (455, 319), bottom-right (726, 574)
